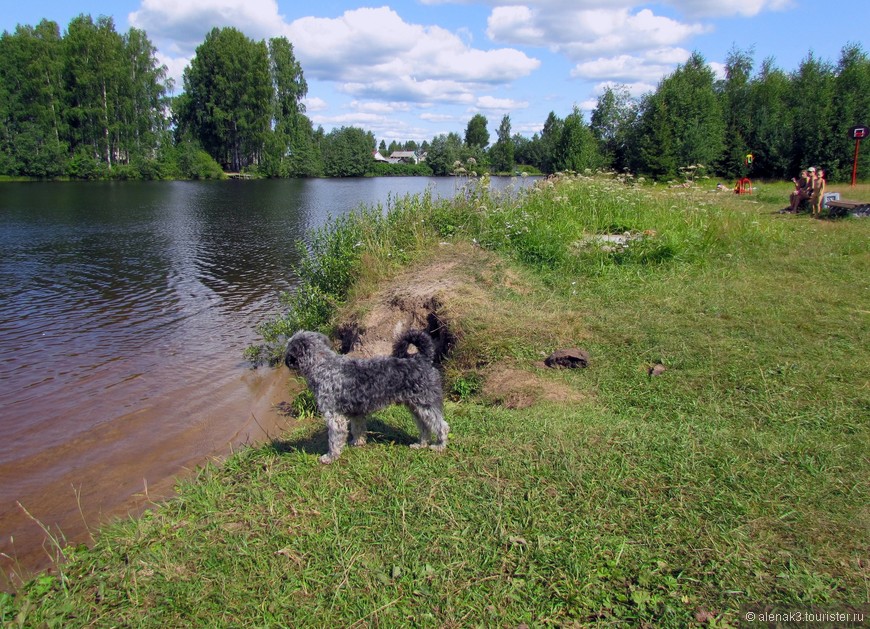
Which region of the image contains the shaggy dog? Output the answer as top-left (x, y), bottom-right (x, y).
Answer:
top-left (284, 329), bottom-right (449, 464)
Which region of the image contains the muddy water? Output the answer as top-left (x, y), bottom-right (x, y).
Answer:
top-left (0, 176), bottom-right (535, 588)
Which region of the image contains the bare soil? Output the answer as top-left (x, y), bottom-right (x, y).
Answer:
top-left (335, 242), bottom-right (589, 409)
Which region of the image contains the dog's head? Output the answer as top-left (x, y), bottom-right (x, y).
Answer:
top-left (284, 331), bottom-right (333, 371)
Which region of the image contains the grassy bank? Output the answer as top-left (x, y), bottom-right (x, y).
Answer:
top-left (3, 175), bottom-right (868, 626)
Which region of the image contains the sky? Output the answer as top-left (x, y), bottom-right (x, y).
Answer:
top-left (2, 0), bottom-right (866, 145)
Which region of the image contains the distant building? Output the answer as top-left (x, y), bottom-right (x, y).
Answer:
top-left (388, 151), bottom-right (419, 164)
top-left (372, 150), bottom-right (390, 162)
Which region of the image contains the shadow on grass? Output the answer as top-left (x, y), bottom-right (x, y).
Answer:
top-left (267, 417), bottom-right (418, 457)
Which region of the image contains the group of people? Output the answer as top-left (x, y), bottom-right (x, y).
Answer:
top-left (789, 166), bottom-right (827, 216)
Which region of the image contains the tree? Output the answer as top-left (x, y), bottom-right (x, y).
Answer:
top-left (590, 84), bottom-right (637, 171)
top-left (787, 52), bottom-right (835, 174)
top-left (464, 113), bottom-right (489, 149)
top-left (744, 57), bottom-right (794, 178)
top-left (180, 27), bottom-right (272, 171)
top-left (633, 52), bottom-right (724, 179)
top-left (262, 36), bottom-right (309, 177)
top-left (717, 46), bottom-right (755, 179)
top-left (539, 111), bottom-right (563, 174)
top-left (489, 114), bottom-right (514, 173)
top-left (63, 15), bottom-right (126, 169)
top-left (829, 43), bottom-right (870, 180)
top-left (321, 126), bottom-right (374, 177)
top-left (0, 20), bottom-right (68, 176)
top-left (555, 106), bottom-right (600, 172)
top-left (121, 27), bottom-right (169, 167)
top-left (426, 132), bottom-right (464, 176)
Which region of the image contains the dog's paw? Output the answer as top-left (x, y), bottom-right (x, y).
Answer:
top-left (319, 454), bottom-right (338, 464)
top-left (350, 437), bottom-right (367, 447)
top-left (409, 442), bottom-right (427, 450)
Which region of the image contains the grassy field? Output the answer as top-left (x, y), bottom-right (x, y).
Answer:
top-left (3, 175), bottom-right (868, 627)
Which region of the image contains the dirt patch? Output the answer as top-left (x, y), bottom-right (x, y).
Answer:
top-left (481, 366), bottom-right (587, 409)
top-left (335, 242), bottom-right (589, 409)
top-left (337, 242), bottom-right (491, 361)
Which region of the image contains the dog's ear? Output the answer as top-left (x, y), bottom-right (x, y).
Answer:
top-left (284, 347), bottom-right (298, 368)
top-left (284, 332), bottom-right (305, 368)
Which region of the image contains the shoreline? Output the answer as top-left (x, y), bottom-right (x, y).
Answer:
top-left (0, 365), bottom-right (294, 592)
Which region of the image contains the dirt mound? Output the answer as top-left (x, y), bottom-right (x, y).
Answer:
top-left (336, 251), bottom-right (464, 362)
top-left (336, 242), bottom-right (588, 409)
top-left (481, 366), bottom-right (587, 410)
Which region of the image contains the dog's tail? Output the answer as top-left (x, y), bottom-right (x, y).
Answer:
top-left (392, 329), bottom-right (436, 363)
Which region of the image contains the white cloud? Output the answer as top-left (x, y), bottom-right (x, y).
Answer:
top-left (593, 80), bottom-right (657, 98)
top-left (668, 0), bottom-right (794, 18)
top-left (475, 95), bottom-right (529, 111)
top-left (350, 101), bottom-right (412, 115)
top-left (131, 2), bottom-right (540, 111)
top-left (420, 113), bottom-right (459, 122)
top-left (285, 7), bottom-right (540, 98)
top-left (303, 96), bottom-right (328, 112)
top-left (422, 0), bottom-right (792, 19)
top-left (129, 0), bottom-right (285, 53)
top-left (708, 61), bottom-right (727, 80)
top-left (155, 52), bottom-right (189, 93)
top-left (487, 6), bottom-right (707, 60)
top-left (570, 48), bottom-right (692, 83)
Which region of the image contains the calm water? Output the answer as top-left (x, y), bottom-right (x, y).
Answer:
top-left (0, 176), bottom-right (534, 587)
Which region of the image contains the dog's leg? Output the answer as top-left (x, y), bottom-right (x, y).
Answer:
top-left (321, 413), bottom-right (349, 464)
top-left (408, 404), bottom-right (430, 449)
top-left (426, 408), bottom-right (449, 452)
top-left (349, 416), bottom-right (367, 447)
top-left (409, 406), bottom-right (448, 451)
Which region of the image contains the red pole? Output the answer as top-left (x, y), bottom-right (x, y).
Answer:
top-left (852, 138), bottom-right (861, 187)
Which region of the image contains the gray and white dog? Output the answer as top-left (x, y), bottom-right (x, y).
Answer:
top-left (284, 329), bottom-right (449, 464)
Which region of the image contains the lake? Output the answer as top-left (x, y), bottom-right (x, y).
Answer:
top-left (0, 176), bottom-right (536, 587)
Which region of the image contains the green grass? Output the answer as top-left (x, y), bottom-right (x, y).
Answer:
top-left (3, 175), bottom-right (868, 626)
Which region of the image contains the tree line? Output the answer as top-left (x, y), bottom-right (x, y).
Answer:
top-left (1, 15), bottom-right (868, 182)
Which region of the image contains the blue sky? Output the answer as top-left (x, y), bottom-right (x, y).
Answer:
top-left (2, 0), bottom-right (865, 145)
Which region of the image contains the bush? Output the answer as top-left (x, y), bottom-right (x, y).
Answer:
top-left (66, 148), bottom-right (107, 180)
top-left (177, 143), bottom-right (224, 179)
top-left (367, 161), bottom-right (433, 177)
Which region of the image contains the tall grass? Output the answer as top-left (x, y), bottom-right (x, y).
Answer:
top-left (248, 174), bottom-right (766, 364)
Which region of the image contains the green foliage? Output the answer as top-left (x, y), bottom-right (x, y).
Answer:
top-left (489, 114), bottom-right (515, 173)
top-left (321, 126), bottom-right (376, 177)
top-left (590, 84), bottom-right (637, 171)
top-left (368, 161), bottom-right (433, 176)
top-left (464, 113), bottom-right (490, 149)
top-left (555, 107), bottom-right (602, 173)
top-left (290, 388), bottom-right (318, 419)
top-left (179, 27), bottom-right (272, 172)
top-left (66, 147), bottom-right (106, 180)
top-left (249, 210), bottom-right (370, 364)
top-left (2, 17), bottom-right (867, 184)
top-left (633, 52), bottom-right (724, 180)
top-left (172, 140), bottom-right (225, 179)
top-left (450, 372), bottom-right (484, 401)
top-left (0, 15), bottom-right (169, 178)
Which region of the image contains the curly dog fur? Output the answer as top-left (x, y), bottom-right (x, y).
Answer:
top-left (284, 329), bottom-right (449, 464)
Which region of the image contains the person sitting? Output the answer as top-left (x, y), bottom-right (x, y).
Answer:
top-left (789, 168), bottom-right (814, 212)
top-left (811, 168), bottom-right (826, 217)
